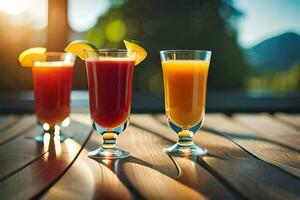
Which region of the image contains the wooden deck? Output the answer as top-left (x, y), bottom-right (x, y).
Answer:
top-left (0, 113), bottom-right (299, 200)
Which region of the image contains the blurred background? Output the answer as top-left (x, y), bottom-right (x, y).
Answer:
top-left (0, 0), bottom-right (299, 113)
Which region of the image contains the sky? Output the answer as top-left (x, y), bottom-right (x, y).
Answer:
top-left (67, 0), bottom-right (300, 48)
top-left (235, 0), bottom-right (300, 48)
top-left (1, 0), bottom-right (299, 48)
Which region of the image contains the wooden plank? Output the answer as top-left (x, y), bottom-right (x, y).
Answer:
top-left (233, 113), bottom-right (300, 152)
top-left (0, 124), bottom-right (48, 180)
top-left (0, 120), bottom-right (92, 200)
top-left (44, 114), bottom-right (235, 199)
top-left (119, 126), bottom-right (178, 178)
top-left (204, 114), bottom-right (300, 178)
top-left (0, 115), bottom-right (36, 145)
top-left (123, 162), bottom-right (206, 200)
top-left (131, 115), bottom-right (238, 199)
top-left (42, 134), bottom-right (132, 200)
top-left (73, 114), bottom-right (178, 178)
top-left (138, 114), bottom-right (300, 200)
top-left (122, 125), bottom-right (234, 199)
top-left (131, 114), bottom-right (177, 142)
top-left (275, 113), bottom-right (300, 130)
top-left (173, 157), bottom-right (237, 199)
top-left (0, 115), bottom-right (18, 132)
top-left (43, 114), bottom-right (178, 199)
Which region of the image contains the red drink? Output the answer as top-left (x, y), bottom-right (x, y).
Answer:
top-left (86, 58), bottom-right (135, 129)
top-left (32, 62), bottom-right (74, 126)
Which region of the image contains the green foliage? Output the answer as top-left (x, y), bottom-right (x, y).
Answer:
top-left (247, 62), bottom-right (300, 93)
top-left (85, 0), bottom-right (249, 94)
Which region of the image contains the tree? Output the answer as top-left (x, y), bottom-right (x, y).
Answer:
top-left (85, 0), bottom-right (249, 94)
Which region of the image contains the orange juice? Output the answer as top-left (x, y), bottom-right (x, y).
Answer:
top-left (162, 60), bottom-right (209, 128)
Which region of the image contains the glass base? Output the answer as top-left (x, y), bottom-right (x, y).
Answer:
top-left (35, 117), bottom-right (71, 142)
top-left (164, 143), bottom-right (207, 157)
top-left (88, 147), bottom-right (130, 159)
top-left (34, 132), bottom-right (70, 142)
top-left (89, 119), bottom-right (130, 160)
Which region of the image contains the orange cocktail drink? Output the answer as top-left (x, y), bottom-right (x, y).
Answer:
top-left (162, 60), bottom-right (209, 128)
top-left (160, 50), bottom-right (211, 157)
top-left (32, 52), bottom-right (75, 141)
top-left (18, 49), bottom-right (76, 141)
top-left (33, 61), bottom-right (74, 126)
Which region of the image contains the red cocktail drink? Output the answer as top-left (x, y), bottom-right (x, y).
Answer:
top-left (84, 49), bottom-right (136, 159)
top-left (86, 58), bottom-right (135, 129)
top-left (32, 63), bottom-right (74, 126)
top-left (31, 52), bottom-right (75, 137)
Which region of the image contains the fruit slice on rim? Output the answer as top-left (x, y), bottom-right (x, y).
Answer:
top-left (124, 39), bottom-right (147, 65)
top-left (64, 40), bottom-right (98, 60)
top-left (18, 47), bottom-right (47, 67)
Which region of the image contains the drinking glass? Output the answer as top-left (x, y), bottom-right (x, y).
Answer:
top-left (160, 50), bottom-right (212, 156)
top-left (85, 49), bottom-right (136, 159)
top-left (32, 52), bottom-right (75, 142)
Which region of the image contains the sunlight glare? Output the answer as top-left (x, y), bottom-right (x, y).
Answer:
top-left (0, 0), bottom-right (47, 30)
top-left (68, 0), bottom-right (110, 32)
top-left (0, 0), bottom-right (28, 15)
top-left (43, 123), bottom-right (50, 131)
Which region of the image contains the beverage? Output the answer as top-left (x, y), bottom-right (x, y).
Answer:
top-left (85, 58), bottom-right (135, 129)
top-left (65, 39), bottom-right (147, 159)
top-left (32, 62), bottom-right (74, 126)
top-left (160, 50), bottom-right (211, 156)
top-left (84, 50), bottom-right (136, 159)
top-left (162, 60), bottom-right (209, 128)
top-left (18, 49), bottom-right (75, 141)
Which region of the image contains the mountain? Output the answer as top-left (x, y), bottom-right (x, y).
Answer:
top-left (244, 32), bottom-right (300, 72)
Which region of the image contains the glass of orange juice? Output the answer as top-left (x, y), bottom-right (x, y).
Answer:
top-left (160, 50), bottom-right (212, 157)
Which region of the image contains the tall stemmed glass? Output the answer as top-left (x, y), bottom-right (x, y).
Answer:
top-left (85, 49), bottom-right (136, 159)
top-left (160, 50), bottom-right (212, 156)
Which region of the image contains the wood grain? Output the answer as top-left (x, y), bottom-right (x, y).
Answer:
top-left (173, 157), bottom-right (236, 199)
top-left (0, 115), bottom-right (36, 145)
top-left (42, 134), bottom-right (132, 200)
top-left (145, 114), bottom-right (300, 200)
top-left (0, 125), bottom-right (46, 180)
top-left (131, 115), bottom-right (238, 199)
top-left (1, 113), bottom-right (299, 200)
top-left (73, 114), bottom-right (178, 178)
top-left (275, 113), bottom-right (300, 130)
top-left (44, 114), bottom-right (234, 199)
top-left (0, 120), bottom-right (93, 200)
top-left (0, 115), bottom-right (18, 132)
top-left (43, 114), bottom-right (179, 199)
top-left (233, 113), bottom-right (300, 151)
top-left (204, 114), bottom-right (300, 178)
top-left (123, 162), bottom-right (206, 200)
top-left (131, 114), bottom-right (177, 142)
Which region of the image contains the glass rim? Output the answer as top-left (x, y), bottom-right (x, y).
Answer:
top-left (160, 50), bottom-right (212, 54)
top-left (44, 52), bottom-right (70, 57)
top-left (33, 52), bottom-right (75, 66)
top-left (84, 49), bottom-right (130, 53)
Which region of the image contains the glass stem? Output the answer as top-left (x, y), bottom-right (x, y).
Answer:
top-left (102, 132), bottom-right (117, 149)
top-left (177, 130), bottom-right (194, 146)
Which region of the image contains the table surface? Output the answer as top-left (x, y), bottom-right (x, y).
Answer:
top-left (0, 113), bottom-right (299, 200)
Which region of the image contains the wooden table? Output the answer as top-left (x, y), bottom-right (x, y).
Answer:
top-left (0, 113), bottom-right (299, 200)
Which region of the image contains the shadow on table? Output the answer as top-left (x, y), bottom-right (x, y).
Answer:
top-left (202, 127), bottom-right (300, 153)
